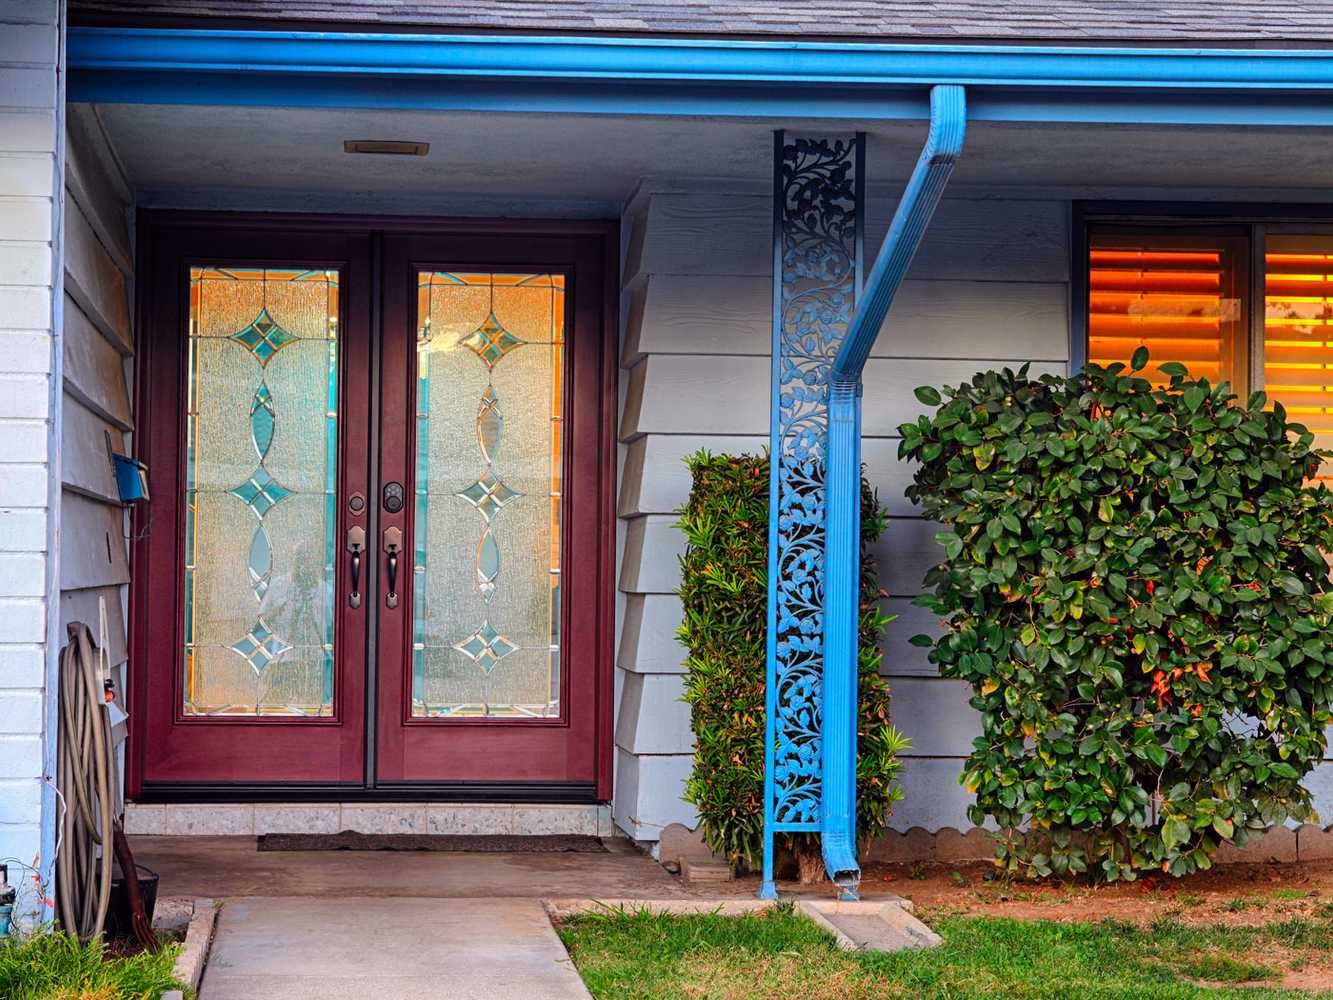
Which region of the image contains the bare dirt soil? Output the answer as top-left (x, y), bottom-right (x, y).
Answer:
top-left (864, 858), bottom-right (1333, 928)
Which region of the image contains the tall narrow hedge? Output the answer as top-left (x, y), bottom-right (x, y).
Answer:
top-left (676, 451), bottom-right (907, 872)
top-left (900, 352), bottom-right (1333, 882)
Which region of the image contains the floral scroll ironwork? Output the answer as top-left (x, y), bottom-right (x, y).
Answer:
top-left (761, 132), bottom-right (862, 895)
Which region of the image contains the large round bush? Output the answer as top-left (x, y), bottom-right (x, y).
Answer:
top-left (899, 352), bottom-right (1333, 881)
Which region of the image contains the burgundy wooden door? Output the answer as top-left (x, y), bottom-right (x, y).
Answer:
top-left (130, 216), bottom-right (615, 799)
top-left (132, 218), bottom-right (374, 789)
top-left (374, 231), bottom-right (616, 792)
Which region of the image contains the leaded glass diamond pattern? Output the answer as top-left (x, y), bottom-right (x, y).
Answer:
top-left (461, 312), bottom-right (526, 368)
top-left (230, 618), bottom-right (291, 675)
top-left (229, 467), bottom-right (293, 518)
top-left (184, 266), bottom-right (340, 718)
top-left (231, 307), bottom-right (296, 366)
top-left (453, 620), bottom-right (517, 674)
top-left (456, 468), bottom-right (522, 521)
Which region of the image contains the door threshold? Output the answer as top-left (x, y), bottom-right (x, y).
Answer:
top-left (134, 781), bottom-right (598, 804)
top-left (125, 801), bottom-right (616, 838)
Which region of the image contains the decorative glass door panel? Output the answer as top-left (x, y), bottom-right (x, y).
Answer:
top-left (184, 267), bottom-right (341, 717)
top-left (413, 272), bottom-right (563, 719)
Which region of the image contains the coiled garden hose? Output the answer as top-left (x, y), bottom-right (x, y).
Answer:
top-left (56, 622), bottom-right (115, 942)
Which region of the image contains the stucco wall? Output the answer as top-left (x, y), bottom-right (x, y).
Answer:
top-left (0, 0), bottom-right (61, 917)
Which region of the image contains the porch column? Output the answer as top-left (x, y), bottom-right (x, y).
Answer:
top-left (761, 132), bottom-right (864, 899)
top-left (762, 87), bottom-right (966, 900)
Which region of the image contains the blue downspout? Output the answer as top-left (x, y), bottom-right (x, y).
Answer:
top-left (820, 84), bottom-right (967, 897)
top-left (759, 130), bottom-right (784, 902)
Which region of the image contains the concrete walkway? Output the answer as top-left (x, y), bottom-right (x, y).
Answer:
top-left (198, 896), bottom-right (593, 1000)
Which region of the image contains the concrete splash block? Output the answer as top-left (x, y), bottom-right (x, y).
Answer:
top-left (545, 897), bottom-right (941, 953)
top-left (797, 899), bottom-right (942, 952)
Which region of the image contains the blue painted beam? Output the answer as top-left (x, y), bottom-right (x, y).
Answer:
top-left (67, 28), bottom-right (1333, 126)
top-left (820, 85), bottom-right (966, 899)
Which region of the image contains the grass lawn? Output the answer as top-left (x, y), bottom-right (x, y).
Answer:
top-left (0, 931), bottom-right (184, 1000)
top-left (558, 904), bottom-right (1333, 1000)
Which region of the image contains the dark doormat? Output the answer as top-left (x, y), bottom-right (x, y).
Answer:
top-left (256, 831), bottom-right (607, 853)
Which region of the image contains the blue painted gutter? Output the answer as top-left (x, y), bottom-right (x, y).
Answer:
top-left (67, 29), bottom-right (1333, 90)
top-left (820, 84), bottom-right (967, 897)
top-left (66, 29), bottom-right (1333, 126)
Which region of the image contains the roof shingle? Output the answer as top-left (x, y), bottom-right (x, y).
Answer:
top-left (67, 0), bottom-right (1333, 44)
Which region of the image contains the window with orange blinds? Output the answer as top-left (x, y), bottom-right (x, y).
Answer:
top-left (1264, 236), bottom-right (1333, 480)
top-left (1087, 231), bottom-right (1249, 391)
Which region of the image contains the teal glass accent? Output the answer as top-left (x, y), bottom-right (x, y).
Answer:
top-left (247, 526), bottom-right (272, 600)
top-left (322, 325), bottom-right (339, 703)
top-left (230, 618), bottom-right (291, 675)
top-left (412, 335), bottom-right (430, 711)
top-left (477, 385), bottom-right (503, 463)
top-left (231, 307), bottom-right (296, 366)
top-left (228, 466), bottom-right (294, 519)
top-left (452, 620), bottom-right (517, 673)
top-left (476, 528), bottom-right (500, 601)
top-left (250, 382), bottom-right (275, 459)
top-left (456, 468), bottom-right (522, 521)
top-left (460, 312), bottom-right (526, 368)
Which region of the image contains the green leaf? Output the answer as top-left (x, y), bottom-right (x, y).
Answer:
top-left (1183, 386), bottom-right (1206, 412)
top-left (1158, 361), bottom-right (1189, 377)
top-left (1212, 817), bottom-right (1235, 839)
top-left (914, 385), bottom-right (942, 406)
top-left (1130, 346), bottom-right (1149, 371)
top-left (1162, 817), bottom-right (1191, 850)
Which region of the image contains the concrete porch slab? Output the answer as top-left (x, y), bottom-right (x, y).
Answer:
top-left (199, 897), bottom-right (592, 1000)
top-left (130, 835), bottom-right (688, 900)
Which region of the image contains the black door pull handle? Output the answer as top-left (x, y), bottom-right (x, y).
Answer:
top-left (383, 526), bottom-right (402, 609)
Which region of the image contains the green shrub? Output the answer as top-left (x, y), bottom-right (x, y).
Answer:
top-left (899, 351), bottom-right (1333, 882)
top-left (676, 451), bottom-right (908, 873)
top-left (0, 929), bottom-right (183, 1000)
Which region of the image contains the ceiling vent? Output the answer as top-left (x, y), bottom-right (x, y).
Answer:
top-left (343, 140), bottom-right (430, 156)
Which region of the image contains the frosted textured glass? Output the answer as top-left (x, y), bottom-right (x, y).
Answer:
top-left (184, 268), bottom-right (339, 717)
top-left (413, 273), bottom-right (563, 718)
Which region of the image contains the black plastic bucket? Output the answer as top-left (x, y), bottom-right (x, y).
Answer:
top-left (104, 863), bottom-right (158, 940)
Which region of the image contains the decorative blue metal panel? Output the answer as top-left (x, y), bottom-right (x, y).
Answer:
top-left (760, 132), bottom-right (863, 899)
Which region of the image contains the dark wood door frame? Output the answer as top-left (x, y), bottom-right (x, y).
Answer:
top-left (128, 211), bottom-right (619, 804)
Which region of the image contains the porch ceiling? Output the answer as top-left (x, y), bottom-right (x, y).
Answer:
top-left (92, 102), bottom-right (1333, 204)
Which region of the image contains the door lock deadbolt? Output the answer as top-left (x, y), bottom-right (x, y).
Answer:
top-left (383, 482), bottom-right (404, 514)
top-left (348, 492), bottom-right (366, 514)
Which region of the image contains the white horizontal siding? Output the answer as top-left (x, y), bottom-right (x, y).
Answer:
top-left (616, 182), bottom-right (1072, 839)
top-left (59, 105), bottom-right (134, 768)
top-left (0, 0), bottom-right (57, 917)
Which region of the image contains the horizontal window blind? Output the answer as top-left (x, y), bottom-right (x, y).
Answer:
top-left (1087, 232), bottom-right (1247, 390)
top-left (1264, 236), bottom-right (1333, 479)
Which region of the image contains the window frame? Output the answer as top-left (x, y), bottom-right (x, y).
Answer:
top-left (1072, 202), bottom-right (1333, 396)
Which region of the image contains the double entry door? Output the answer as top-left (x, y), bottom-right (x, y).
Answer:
top-left (130, 216), bottom-right (614, 798)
